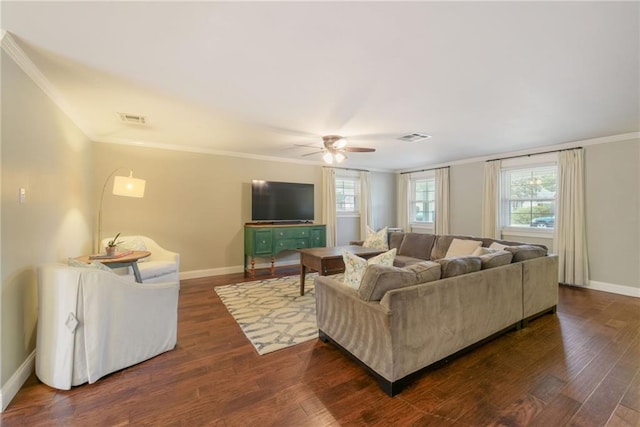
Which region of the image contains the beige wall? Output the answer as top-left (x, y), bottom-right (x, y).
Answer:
top-left (442, 139), bottom-right (640, 291)
top-left (585, 138), bottom-right (640, 289)
top-left (1, 51), bottom-right (93, 391)
top-left (93, 145), bottom-right (398, 273)
top-left (450, 162), bottom-right (484, 236)
top-left (93, 143), bottom-right (326, 272)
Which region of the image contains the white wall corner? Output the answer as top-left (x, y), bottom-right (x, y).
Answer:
top-left (0, 350), bottom-right (35, 412)
top-left (587, 280), bottom-right (640, 298)
top-left (0, 31), bottom-right (95, 140)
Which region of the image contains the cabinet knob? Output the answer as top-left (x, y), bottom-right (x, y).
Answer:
top-left (262, 240), bottom-right (266, 244)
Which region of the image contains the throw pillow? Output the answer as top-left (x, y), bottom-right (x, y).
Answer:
top-left (489, 242), bottom-right (508, 251)
top-left (472, 246), bottom-right (499, 256)
top-left (445, 238), bottom-right (482, 258)
top-left (362, 226), bottom-right (389, 250)
top-left (342, 248), bottom-right (397, 289)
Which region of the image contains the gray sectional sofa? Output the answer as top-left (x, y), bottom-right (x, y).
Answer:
top-left (314, 232), bottom-right (559, 396)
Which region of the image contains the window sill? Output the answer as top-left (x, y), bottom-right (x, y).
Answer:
top-left (337, 212), bottom-right (360, 218)
top-left (502, 227), bottom-right (554, 239)
top-left (410, 223), bottom-right (434, 233)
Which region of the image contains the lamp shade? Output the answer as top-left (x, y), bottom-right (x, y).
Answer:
top-left (112, 174), bottom-right (145, 198)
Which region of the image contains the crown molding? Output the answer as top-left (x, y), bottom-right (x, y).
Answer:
top-left (395, 131), bottom-right (640, 174)
top-left (94, 136), bottom-right (394, 172)
top-left (1, 31), bottom-right (96, 139)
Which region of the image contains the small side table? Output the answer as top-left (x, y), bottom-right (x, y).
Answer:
top-left (75, 250), bottom-right (151, 283)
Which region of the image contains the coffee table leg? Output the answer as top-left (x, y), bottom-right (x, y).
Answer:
top-left (300, 263), bottom-right (306, 296)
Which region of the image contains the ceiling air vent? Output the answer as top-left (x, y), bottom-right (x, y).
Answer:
top-left (118, 112), bottom-right (146, 125)
top-left (398, 133), bottom-right (432, 143)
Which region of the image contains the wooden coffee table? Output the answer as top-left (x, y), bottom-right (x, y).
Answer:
top-left (298, 245), bottom-right (385, 296)
top-left (75, 250), bottom-right (151, 283)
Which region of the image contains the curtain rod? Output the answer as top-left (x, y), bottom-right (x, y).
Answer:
top-left (486, 146), bottom-right (583, 163)
top-left (323, 166), bottom-right (369, 172)
top-left (400, 165), bottom-right (449, 175)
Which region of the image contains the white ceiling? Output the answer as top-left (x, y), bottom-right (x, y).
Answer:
top-left (2, 1), bottom-right (639, 171)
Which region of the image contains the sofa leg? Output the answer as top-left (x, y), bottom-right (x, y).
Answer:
top-left (318, 330), bottom-right (329, 343)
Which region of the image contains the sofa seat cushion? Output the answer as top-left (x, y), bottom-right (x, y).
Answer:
top-left (505, 245), bottom-right (548, 262)
top-left (398, 233), bottom-right (436, 260)
top-left (436, 256), bottom-right (482, 278)
top-left (393, 255), bottom-right (425, 268)
top-left (135, 261), bottom-right (178, 280)
top-left (358, 261), bottom-right (441, 302)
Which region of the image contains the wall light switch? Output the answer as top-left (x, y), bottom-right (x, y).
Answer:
top-left (19, 188), bottom-right (26, 204)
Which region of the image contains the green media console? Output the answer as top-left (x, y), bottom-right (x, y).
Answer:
top-left (244, 223), bottom-right (326, 276)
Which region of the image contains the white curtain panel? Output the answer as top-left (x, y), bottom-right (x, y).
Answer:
top-left (397, 173), bottom-right (410, 232)
top-left (322, 167), bottom-right (337, 247)
top-left (435, 167), bottom-right (450, 235)
top-left (556, 148), bottom-right (589, 285)
top-left (481, 160), bottom-right (502, 239)
top-left (359, 171), bottom-right (373, 239)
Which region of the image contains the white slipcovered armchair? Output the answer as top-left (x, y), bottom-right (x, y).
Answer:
top-left (100, 235), bottom-right (180, 283)
top-left (36, 263), bottom-right (180, 390)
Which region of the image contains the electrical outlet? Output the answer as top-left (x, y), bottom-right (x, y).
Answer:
top-left (19, 188), bottom-right (26, 204)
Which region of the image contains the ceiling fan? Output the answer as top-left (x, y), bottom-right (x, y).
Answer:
top-left (301, 135), bottom-right (376, 164)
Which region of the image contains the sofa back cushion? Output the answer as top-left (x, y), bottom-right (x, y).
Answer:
top-left (481, 237), bottom-right (548, 253)
top-left (388, 232), bottom-right (406, 251)
top-left (358, 261), bottom-right (441, 302)
top-left (436, 256), bottom-right (482, 278)
top-left (473, 248), bottom-right (514, 269)
top-left (398, 233), bottom-right (436, 260)
top-left (431, 235), bottom-right (483, 260)
top-left (505, 245), bottom-right (547, 262)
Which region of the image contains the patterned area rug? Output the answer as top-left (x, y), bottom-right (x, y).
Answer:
top-left (216, 274), bottom-right (341, 355)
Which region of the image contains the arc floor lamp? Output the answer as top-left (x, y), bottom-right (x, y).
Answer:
top-left (97, 168), bottom-right (146, 253)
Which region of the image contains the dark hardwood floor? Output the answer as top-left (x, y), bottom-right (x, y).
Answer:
top-left (2, 267), bottom-right (639, 426)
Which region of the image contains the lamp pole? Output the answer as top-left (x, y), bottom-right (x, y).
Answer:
top-left (96, 167), bottom-right (130, 253)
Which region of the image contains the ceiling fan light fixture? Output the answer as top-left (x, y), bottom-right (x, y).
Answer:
top-left (334, 138), bottom-right (347, 149)
top-left (322, 151), bottom-right (334, 164)
top-left (334, 152), bottom-right (346, 163)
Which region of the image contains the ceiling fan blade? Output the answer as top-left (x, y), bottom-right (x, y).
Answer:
top-left (301, 150), bottom-right (323, 157)
top-left (344, 147), bottom-right (376, 153)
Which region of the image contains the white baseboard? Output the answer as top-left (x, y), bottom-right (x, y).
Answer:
top-left (179, 261), bottom-right (300, 281)
top-left (1, 350), bottom-right (36, 412)
top-left (586, 280), bottom-right (640, 298)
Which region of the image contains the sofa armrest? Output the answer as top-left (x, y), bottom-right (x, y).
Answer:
top-left (314, 276), bottom-right (394, 380)
top-left (521, 254), bottom-right (558, 319)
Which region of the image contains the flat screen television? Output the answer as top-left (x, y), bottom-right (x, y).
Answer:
top-left (251, 180), bottom-right (314, 223)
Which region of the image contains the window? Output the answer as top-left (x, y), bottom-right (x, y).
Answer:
top-left (410, 177), bottom-right (435, 223)
top-left (335, 177), bottom-right (358, 214)
top-left (501, 165), bottom-right (557, 229)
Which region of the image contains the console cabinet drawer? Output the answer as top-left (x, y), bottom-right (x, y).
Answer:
top-left (275, 238), bottom-right (309, 251)
top-left (273, 228), bottom-right (309, 239)
top-left (244, 224), bottom-right (326, 274)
